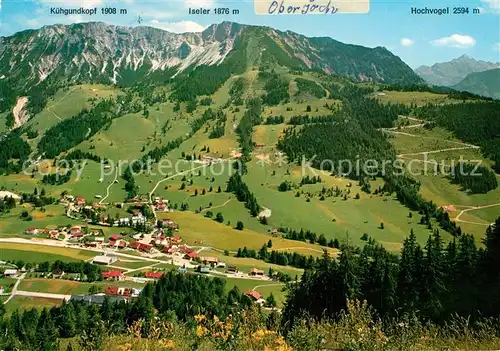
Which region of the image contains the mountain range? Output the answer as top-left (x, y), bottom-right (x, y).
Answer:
top-left (0, 21), bottom-right (422, 92)
top-left (415, 55), bottom-right (500, 87)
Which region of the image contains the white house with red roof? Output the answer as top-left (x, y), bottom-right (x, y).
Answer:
top-left (24, 228), bottom-right (39, 235)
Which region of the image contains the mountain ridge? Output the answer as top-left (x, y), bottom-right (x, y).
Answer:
top-left (0, 21), bottom-right (422, 94)
top-left (415, 54), bottom-right (500, 86)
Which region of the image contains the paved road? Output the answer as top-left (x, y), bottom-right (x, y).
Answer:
top-left (3, 273), bottom-right (26, 305)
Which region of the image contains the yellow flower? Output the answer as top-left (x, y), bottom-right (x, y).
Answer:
top-left (194, 314), bottom-right (206, 323)
top-left (197, 325), bottom-right (208, 337)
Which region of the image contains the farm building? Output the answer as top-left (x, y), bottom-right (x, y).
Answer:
top-left (93, 255), bottom-right (118, 265)
top-left (200, 256), bottom-right (218, 266)
top-left (3, 269), bottom-right (18, 277)
top-left (249, 268), bottom-right (265, 276)
top-left (227, 266), bottom-right (238, 273)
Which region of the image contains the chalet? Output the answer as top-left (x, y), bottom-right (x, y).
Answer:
top-left (129, 241), bottom-right (154, 253)
top-left (442, 205), bottom-right (457, 212)
top-left (25, 228), bottom-right (39, 235)
top-left (3, 269), bottom-right (18, 277)
top-left (49, 230), bottom-right (60, 239)
top-left (70, 226), bottom-right (82, 236)
top-left (185, 251), bottom-right (198, 260)
top-left (102, 270), bottom-right (124, 281)
top-left (227, 266), bottom-right (238, 273)
top-left (117, 240), bottom-right (127, 248)
top-left (163, 245), bottom-right (176, 254)
top-left (200, 256), bottom-right (218, 266)
top-left (249, 268), bottom-right (265, 276)
top-left (76, 197), bottom-right (86, 206)
top-left (140, 243), bottom-right (153, 253)
top-left (171, 235), bottom-right (182, 244)
top-left (108, 241), bottom-right (116, 248)
top-left (109, 234), bottom-right (121, 241)
top-left (162, 219), bottom-right (179, 231)
top-left (145, 271), bottom-right (163, 279)
top-left (63, 194), bottom-right (75, 202)
top-left (244, 290), bottom-right (265, 303)
top-left (155, 202), bottom-right (167, 211)
top-left (93, 255), bottom-right (118, 265)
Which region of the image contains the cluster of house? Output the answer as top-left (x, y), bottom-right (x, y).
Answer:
top-left (25, 227), bottom-right (61, 239)
top-left (64, 194), bottom-right (149, 228)
top-left (100, 269), bottom-right (166, 282)
top-left (24, 225), bottom-right (106, 241)
top-left (182, 254), bottom-right (242, 274)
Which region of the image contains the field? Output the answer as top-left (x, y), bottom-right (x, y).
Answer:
top-left (0, 243), bottom-right (96, 262)
top-left (4, 296), bottom-right (62, 315)
top-left (374, 91), bottom-right (459, 106)
top-left (243, 160), bottom-right (441, 248)
top-left (157, 210), bottom-right (337, 254)
top-left (111, 260), bottom-right (155, 270)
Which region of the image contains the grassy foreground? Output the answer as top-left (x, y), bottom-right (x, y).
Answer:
top-left (81, 300), bottom-right (500, 351)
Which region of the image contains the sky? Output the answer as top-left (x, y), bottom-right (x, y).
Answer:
top-left (0, 0), bottom-right (498, 68)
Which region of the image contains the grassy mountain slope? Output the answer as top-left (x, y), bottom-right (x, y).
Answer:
top-left (453, 68), bottom-right (500, 99)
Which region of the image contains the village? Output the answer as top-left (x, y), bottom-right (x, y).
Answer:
top-left (0, 191), bottom-right (278, 306)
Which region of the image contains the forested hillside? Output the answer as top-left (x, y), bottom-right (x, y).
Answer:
top-left (415, 102), bottom-right (500, 172)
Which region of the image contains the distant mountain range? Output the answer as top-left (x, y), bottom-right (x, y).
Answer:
top-left (415, 55), bottom-right (500, 87)
top-left (453, 68), bottom-right (500, 100)
top-left (0, 21), bottom-right (422, 92)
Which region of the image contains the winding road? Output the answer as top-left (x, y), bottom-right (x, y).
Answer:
top-left (453, 203), bottom-right (500, 226)
top-left (99, 167), bottom-right (119, 204)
